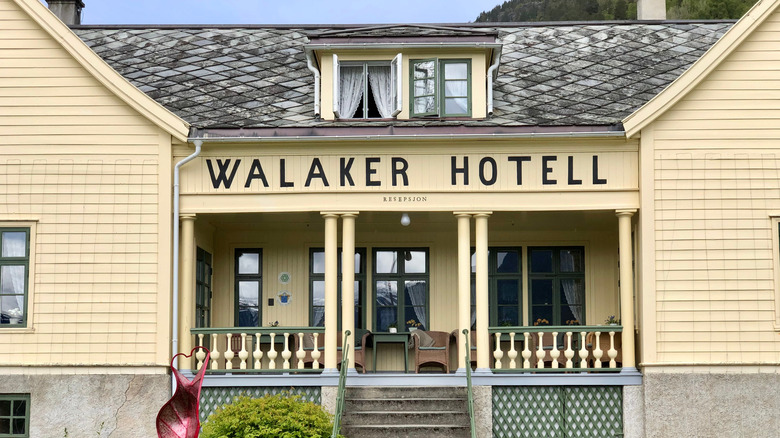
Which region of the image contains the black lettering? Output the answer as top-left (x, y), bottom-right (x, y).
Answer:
top-left (340, 157), bottom-right (355, 187)
top-left (365, 157), bottom-right (381, 186)
top-left (593, 155), bottom-right (607, 185)
top-left (479, 157), bottom-right (497, 186)
top-left (391, 157), bottom-right (409, 187)
top-left (206, 159), bottom-right (241, 189)
top-left (304, 158), bottom-right (329, 187)
top-left (280, 158), bottom-right (294, 188)
top-left (508, 156), bottom-right (531, 185)
top-left (542, 156), bottom-right (557, 185)
top-left (567, 156), bottom-right (582, 185)
top-left (244, 159), bottom-right (269, 188)
top-left (451, 156), bottom-right (469, 185)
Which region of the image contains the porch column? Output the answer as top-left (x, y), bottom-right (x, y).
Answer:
top-left (617, 209), bottom-right (637, 372)
top-left (341, 213), bottom-right (358, 371)
top-left (322, 213), bottom-right (339, 371)
top-left (474, 212), bottom-right (492, 371)
top-left (178, 214), bottom-right (196, 369)
top-left (455, 213), bottom-right (472, 372)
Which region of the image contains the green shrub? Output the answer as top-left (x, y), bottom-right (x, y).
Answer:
top-left (200, 394), bottom-right (343, 438)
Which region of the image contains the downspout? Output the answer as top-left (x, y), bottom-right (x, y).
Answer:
top-left (305, 50), bottom-right (321, 117)
top-left (486, 49), bottom-right (501, 116)
top-left (171, 139), bottom-right (202, 394)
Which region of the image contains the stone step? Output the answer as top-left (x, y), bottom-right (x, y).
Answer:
top-left (345, 397), bottom-right (467, 412)
top-left (345, 386), bottom-right (466, 400)
top-left (342, 411), bottom-right (470, 426)
top-left (339, 424), bottom-right (472, 438)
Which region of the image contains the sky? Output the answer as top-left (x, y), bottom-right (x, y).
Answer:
top-left (40, 0), bottom-right (503, 25)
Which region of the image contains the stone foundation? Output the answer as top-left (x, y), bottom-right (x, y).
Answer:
top-left (0, 372), bottom-right (170, 438)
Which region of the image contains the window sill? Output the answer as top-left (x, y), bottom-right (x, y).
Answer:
top-left (1, 327), bottom-right (34, 334)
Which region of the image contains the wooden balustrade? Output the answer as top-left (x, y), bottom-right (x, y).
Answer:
top-left (489, 326), bottom-right (623, 372)
top-left (190, 327), bottom-right (325, 373)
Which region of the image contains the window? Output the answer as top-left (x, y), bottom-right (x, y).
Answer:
top-left (333, 54), bottom-right (402, 119)
top-left (309, 248), bottom-right (366, 329)
top-left (471, 248), bottom-right (523, 327)
top-left (235, 248), bottom-right (262, 327)
top-left (411, 58), bottom-right (471, 117)
top-left (373, 248), bottom-right (429, 332)
top-left (196, 248), bottom-right (212, 329)
top-left (0, 229), bottom-right (29, 327)
top-left (0, 395), bottom-right (29, 437)
top-left (528, 247), bottom-right (585, 326)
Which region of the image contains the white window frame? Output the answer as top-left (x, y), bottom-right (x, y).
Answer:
top-left (332, 53), bottom-right (402, 119)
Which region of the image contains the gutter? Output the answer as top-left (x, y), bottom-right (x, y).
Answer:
top-left (487, 47), bottom-right (502, 116)
top-left (304, 42), bottom-right (503, 51)
top-left (171, 139), bottom-right (202, 395)
top-left (304, 50), bottom-right (321, 117)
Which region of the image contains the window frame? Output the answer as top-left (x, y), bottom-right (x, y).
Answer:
top-left (410, 58), bottom-right (472, 118)
top-left (0, 394), bottom-right (30, 438)
top-left (471, 247), bottom-right (523, 327)
top-left (0, 228), bottom-right (30, 329)
top-left (333, 54), bottom-right (402, 120)
top-left (308, 247), bottom-right (367, 330)
top-left (372, 247), bottom-right (430, 332)
top-left (527, 246), bottom-right (586, 327)
top-left (234, 248), bottom-right (263, 327)
top-left (195, 247), bottom-right (212, 329)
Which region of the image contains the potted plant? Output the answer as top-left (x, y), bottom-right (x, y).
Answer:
top-left (388, 323), bottom-right (397, 333)
top-left (6, 308), bottom-right (22, 325)
top-left (406, 319), bottom-right (421, 331)
top-left (604, 315), bottom-right (620, 325)
top-left (533, 318), bottom-right (549, 326)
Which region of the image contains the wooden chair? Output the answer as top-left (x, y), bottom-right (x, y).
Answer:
top-left (301, 330), bottom-right (371, 372)
top-left (412, 330), bottom-right (454, 373)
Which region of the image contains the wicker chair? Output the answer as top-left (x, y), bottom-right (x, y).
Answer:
top-left (412, 330), bottom-right (454, 373)
top-left (301, 330), bottom-right (371, 372)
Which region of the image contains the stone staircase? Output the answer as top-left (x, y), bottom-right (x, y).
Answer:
top-left (339, 386), bottom-right (471, 438)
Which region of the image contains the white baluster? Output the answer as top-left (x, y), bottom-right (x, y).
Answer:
top-left (224, 333), bottom-right (235, 370)
top-left (196, 334), bottom-right (206, 369)
top-left (608, 331), bottom-right (618, 369)
top-left (253, 333), bottom-right (263, 369)
top-left (536, 332), bottom-right (545, 368)
top-left (311, 333), bottom-right (321, 369)
top-left (282, 332), bottom-right (292, 369)
top-left (522, 333), bottom-right (531, 369)
top-left (564, 332), bottom-right (574, 369)
top-left (210, 333), bottom-right (220, 370)
top-left (508, 332), bottom-right (517, 369)
top-left (297, 333), bottom-right (305, 369)
top-left (239, 333), bottom-right (248, 370)
top-left (593, 331), bottom-right (603, 369)
top-left (550, 331), bottom-right (560, 369)
top-left (267, 333), bottom-right (278, 369)
top-left (578, 332), bottom-right (588, 369)
top-left (493, 332), bottom-right (503, 369)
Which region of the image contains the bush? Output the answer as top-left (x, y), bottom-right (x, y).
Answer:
top-left (200, 394), bottom-right (342, 438)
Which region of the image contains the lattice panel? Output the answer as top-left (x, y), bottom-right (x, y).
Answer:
top-left (199, 386), bottom-right (321, 423)
top-left (564, 387), bottom-right (622, 437)
top-left (493, 386), bottom-right (623, 438)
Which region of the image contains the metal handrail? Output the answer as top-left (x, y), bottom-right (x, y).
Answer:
top-left (463, 329), bottom-right (476, 438)
top-left (331, 330), bottom-right (350, 438)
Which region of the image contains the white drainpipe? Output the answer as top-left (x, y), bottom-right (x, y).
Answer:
top-left (171, 139), bottom-right (202, 394)
top-left (487, 50), bottom-right (501, 116)
top-left (305, 51), bottom-right (321, 117)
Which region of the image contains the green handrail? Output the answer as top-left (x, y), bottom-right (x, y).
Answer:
top-left (331, 330), bottom-right (350, 438)
top-left (463, 329), bottom-right (476, 438)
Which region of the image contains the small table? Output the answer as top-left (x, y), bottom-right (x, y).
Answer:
top-left (372, 332), bottom-right (411, 373)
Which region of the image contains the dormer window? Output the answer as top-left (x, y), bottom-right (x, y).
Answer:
top-left (333, 54), bottom-right (402, 119)
top-left (411, 58), bottom-right (471, 118)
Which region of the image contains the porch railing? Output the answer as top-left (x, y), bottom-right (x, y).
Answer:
top-left (488, 326), bottom-right (623, 372)
top-left (190, 327), bottom-right (325, 373)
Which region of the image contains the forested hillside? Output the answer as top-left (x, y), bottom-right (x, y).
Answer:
top-left (474, 0), bottom-right (755, 21)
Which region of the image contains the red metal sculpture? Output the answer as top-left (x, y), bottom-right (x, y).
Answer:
top-left (156, 347), bottom-right (211, 438)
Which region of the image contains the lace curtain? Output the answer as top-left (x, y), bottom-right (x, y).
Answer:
top-left (560, 252), bottom-right (583, 324)
top-left (405, 281), bottom-right (427, 329)
top-left (339, 66), bottom-right (364, 119)
top-left (368, 66), bottom-right (393, 118)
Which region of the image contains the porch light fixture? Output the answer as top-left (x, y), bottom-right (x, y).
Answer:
top-left (400, 213), bottom-right (411, 226)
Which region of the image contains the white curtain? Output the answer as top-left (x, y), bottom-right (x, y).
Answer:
top-left (368, 66), bottom-right (393, 118)
top-left (560, 253), bottom-right (583, 324)
top-left (406, 281), bottom-right (427, 329)
top-left (339, 66), bottom-right (364, 119)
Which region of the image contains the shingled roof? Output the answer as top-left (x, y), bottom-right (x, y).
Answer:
top-left (73, 22), bottom-right (732, 130)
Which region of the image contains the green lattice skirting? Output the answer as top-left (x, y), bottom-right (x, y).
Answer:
top-left (199, 386), bottom-right (321, 423)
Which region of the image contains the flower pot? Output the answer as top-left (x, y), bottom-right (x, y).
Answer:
top-left (409, 327), bottom-right (417, 332)
top-left (8, 318), bottom-right (20, 325)
top-left (388, 327), bottom-right (397, 333)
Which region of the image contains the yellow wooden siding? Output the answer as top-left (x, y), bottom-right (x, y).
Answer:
top-left (0, 0), bottom-right (172, 366)
top-left (650, 9), bottom-right (780, 364)
top-left (193, 211), bottom-right (619, 371)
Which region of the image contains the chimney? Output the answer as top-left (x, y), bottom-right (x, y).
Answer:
top-left (637, 0), bottom-right (666, 20)
top-left (45, 0), bottom-right (85, 26)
